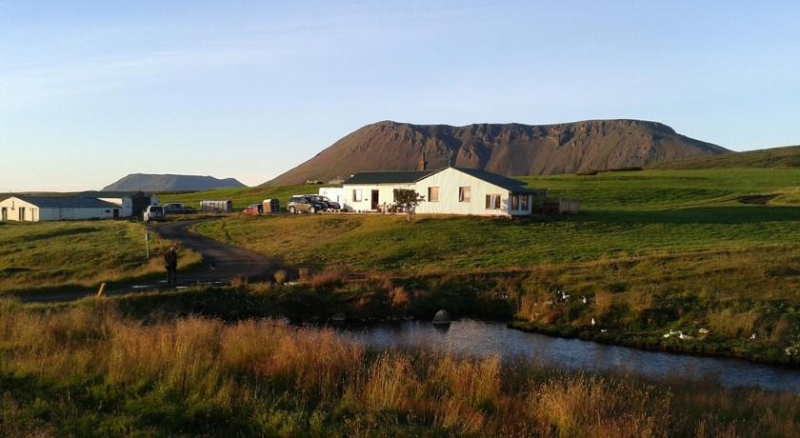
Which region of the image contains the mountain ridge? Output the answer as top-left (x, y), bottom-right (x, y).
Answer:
top-left (103, 173), bottom-right (247, 192)
top-left (264, 119), bottom-right (729, 186)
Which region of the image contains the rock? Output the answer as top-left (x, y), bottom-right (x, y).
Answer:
top-left (432, 309), bottom-right (451, 325)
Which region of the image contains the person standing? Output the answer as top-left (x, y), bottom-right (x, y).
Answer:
top-left (164, 245), bottom-right (178, 285)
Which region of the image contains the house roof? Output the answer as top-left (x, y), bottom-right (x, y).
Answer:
top-left (343, 167), bottom-right (545, 194)
top-left (446, 167), bottom-right (532, 192)
top-left (78, 191), bottom-right (149, 198)
top-left (343, 170), bottom-right (437, 185)
top-left (13, 196), bottom-right (120, 209)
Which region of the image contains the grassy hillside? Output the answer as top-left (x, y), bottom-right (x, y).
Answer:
top-left (652, 145), bottom-right (800, 170)
top-left (158, 184), bottom-right (321, 212)
top-left (190, 168), bottom-right (800, 363)
top-left (194, 168), bottom-right (800, 272)
top-left (0, 221), bottom-right (200, 294)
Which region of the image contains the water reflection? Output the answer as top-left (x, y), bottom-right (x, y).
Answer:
top-left (338, 319), bottom-right (800, 393)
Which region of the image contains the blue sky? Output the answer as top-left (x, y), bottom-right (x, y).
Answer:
top-left (2, 1), bottom-right (799, 191)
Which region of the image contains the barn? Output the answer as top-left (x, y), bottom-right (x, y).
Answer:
top-left (340, 167), bottom-right (549, 217)
top-left (0, 196), bottom-right (121, 222)
top-left (78, 191), bottom-right (159, 218)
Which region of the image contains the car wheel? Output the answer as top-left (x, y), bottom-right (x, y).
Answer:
top-left (309, 206), bottom-right (316, 214)
top-left (289, 206), bottom-right (296, 214)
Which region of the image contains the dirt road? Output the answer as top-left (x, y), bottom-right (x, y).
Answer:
top-left (16, 219), bottom-right (279, 303)
top-left (152, 219), bottom-right (278, 283)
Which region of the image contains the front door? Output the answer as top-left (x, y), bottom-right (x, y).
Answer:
top-left (1, 207), bottom-right (6, 221)
top-left (371, 190), bottom-right (379, 211)
top-left (18, 207), bottom-right (25, 221)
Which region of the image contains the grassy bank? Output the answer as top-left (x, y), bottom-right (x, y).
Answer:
top-left (183, 168), bottom-right (800, 363)
top-left (0, 221), bottom-right (201, 295)
top-left (1, 296), bottom-right (799, 437)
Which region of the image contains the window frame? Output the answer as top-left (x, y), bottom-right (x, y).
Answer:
top-left (459, 186), bottom-right (471, 203)
top-left (428, 186), bottom-right (439, 202)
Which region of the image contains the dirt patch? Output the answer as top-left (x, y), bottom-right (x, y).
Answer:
top-left (737, 194), bottom-right (777, 205)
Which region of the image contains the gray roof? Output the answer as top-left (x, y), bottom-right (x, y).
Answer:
top-left (78, 191), bottom-right (150, 198)
top-left (345, 167), bottom-right (541, 194)
top-left (445, 167), bottom-right (537, 193)
top-left (15, 197), bottom-right (120, 209)
top-left (343, 170), bottom-right (437, 185)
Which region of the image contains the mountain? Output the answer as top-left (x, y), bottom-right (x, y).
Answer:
top-left (652, 145), bottom-right (800, 170)
top-left (265, 119), bottom-right (729, 186)
top-left (103, 174), bottom-right (246, 192)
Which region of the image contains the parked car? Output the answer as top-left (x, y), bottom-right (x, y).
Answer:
top-left (143, 205), bottom-right (165, 223)
top-left (313, 195), bottom-right (341, 211)
top-left (163, 203), bottom-right (196, 215)
top-left (287, 195), bottom-right (326, 214)
top-left (242, 204), bottom-right (263, 215)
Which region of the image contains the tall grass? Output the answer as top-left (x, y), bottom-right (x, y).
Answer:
top-left (1, 298), bottom-right (799, 436)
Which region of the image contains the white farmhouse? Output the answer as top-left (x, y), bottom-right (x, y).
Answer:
top-left (341, 167), bottom-right (548, 217)
top-left (0, 196), bottom-right (121, 222)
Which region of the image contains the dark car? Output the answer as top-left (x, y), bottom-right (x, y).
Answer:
top-left (315, 195), bottom-right (341, 211)
top-left (287, 196), bottom-right (326, 214)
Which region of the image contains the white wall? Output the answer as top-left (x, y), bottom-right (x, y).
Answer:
top-left (39, 207), bottom-right (117, 221)
top-left (319, 187), bottom-right (345, 209)
top-left (0, 197), bottom-right (119, 222)
top-left (0, 197), bottom-right (39, 222)
top-left (414, 168), bottom-right (530, 216)
top-left (98, 197), bottom-right (133, 217)
top-left (342, 183), bottom-right (415, 212)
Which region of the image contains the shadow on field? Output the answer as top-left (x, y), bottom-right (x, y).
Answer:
top-left (19, 226), bottom-right (100, 243)
top-left (593, 206), bottom-right (800, 225)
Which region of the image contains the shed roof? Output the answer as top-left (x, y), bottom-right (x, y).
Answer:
top-left (13, 196), bottom-right (120, 209)
top-left (78, 191), bottom-right (149, 198)
top-left (343, 170), bottom-right (437, 185)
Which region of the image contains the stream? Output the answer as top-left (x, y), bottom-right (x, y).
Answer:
top-left (338, 319), bottom-right (800, 393)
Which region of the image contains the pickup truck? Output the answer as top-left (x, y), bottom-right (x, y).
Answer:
top-left (143, 205), bottom-right (166, 223)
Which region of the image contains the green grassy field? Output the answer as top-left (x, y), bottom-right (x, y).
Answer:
top-left (184, 168), bottom-right (800, 363)
top-left (0, 221), bottom-right (200, 294)
top-left (158, 183), bottom-right (319, 212)
top-left (3, 166), bottom-right (800, 435)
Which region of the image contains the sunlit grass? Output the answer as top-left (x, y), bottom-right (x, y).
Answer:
top-left (1, 299), bottom-right (798, 437)
top-left (0, 221), bottom-right (200, 294)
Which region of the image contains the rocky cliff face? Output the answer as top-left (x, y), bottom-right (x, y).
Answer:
top-left (265, 119), bottom-right (729, 186)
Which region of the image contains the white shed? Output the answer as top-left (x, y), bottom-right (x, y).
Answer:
top-left (0, 196), bottom-right (121, 222)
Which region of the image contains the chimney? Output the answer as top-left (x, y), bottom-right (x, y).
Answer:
top-left (418, 150), bottom-right (427, 171)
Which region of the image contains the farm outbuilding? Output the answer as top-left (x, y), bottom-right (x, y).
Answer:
top-left (340, 167), bottom-right (549, 217)
top-left (200, 200), bottom-right (233, 213)
top-left (0, 196), bottom-right (121, 222)
top-left (78, 191), bottom-right (158, 218)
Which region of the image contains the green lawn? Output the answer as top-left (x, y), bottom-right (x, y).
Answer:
top-left (0, 221), bottom-right (199, 294)
top-left (191, 169), bottom-right (800, 273)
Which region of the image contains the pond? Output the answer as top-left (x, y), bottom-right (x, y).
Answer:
top-left (338, 319), bottom-right (800, 393)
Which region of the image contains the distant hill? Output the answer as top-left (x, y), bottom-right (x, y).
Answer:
top-left (264, 119), bottom-right (729, 186)
top-left (103, 174), bottom-right (246, 192)
top-left (652, 145), bottom-right (800, 170)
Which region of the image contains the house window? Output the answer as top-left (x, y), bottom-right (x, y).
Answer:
top-left (353, 189), bottom-right (362, 202)
top-left (428, 187), bottom-right (439, 202)
top-left (485, 194), bottom-right (501, 210)
top-left (459, 186), bottom-right (471, 202)
top-left (511, 195), bottom-right (519, 210)
top-left (521, 195), bottom-right (529, 210)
